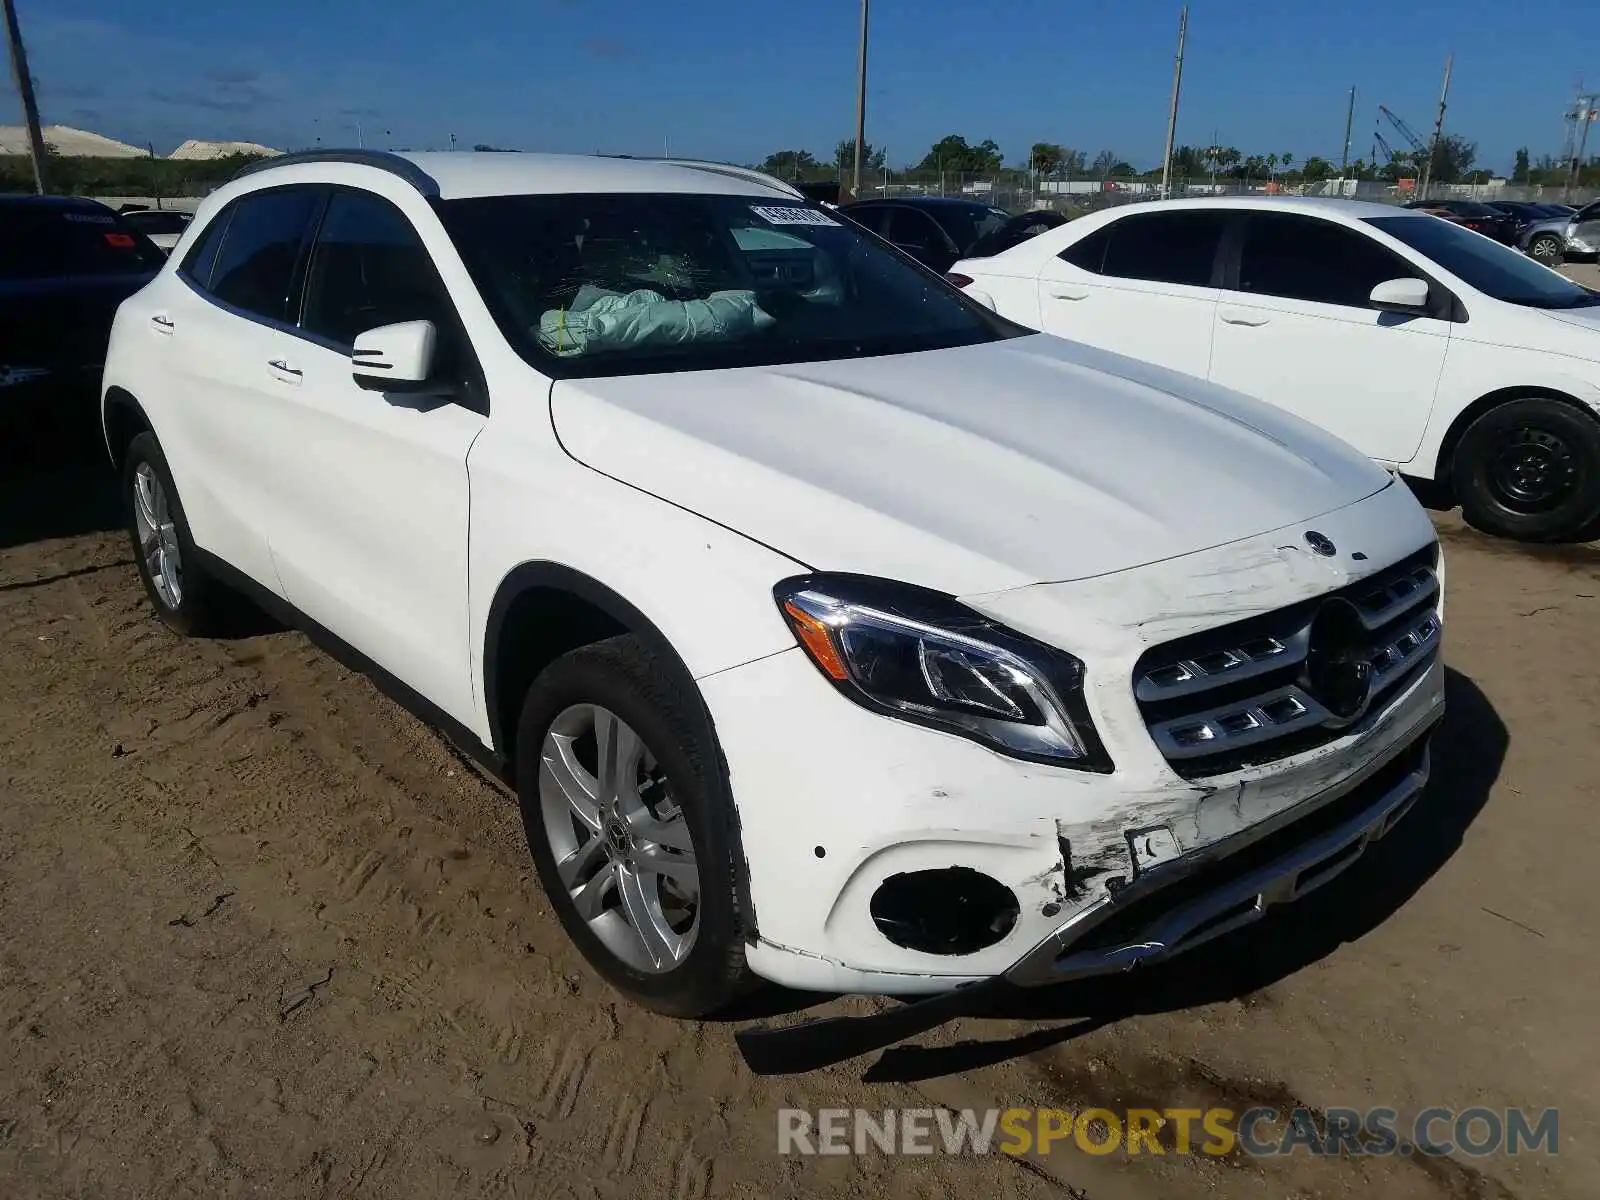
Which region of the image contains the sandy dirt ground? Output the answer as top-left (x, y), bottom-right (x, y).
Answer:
top-left (2, 406), bottom-right (1598, 1199)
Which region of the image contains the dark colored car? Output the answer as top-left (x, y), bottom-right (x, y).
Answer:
top-left (1485, 200), bottom-right (1561, 236)
top-left (1402, 199), bottom-right (1518, 244)
top-left (795, 180), bottom-right (843, 206)
top-left (839, 196), bottom-right (1011, 272)
top-left (118, 207), bottom-right (195, 251)
top-left (964, 209), bottom-right (1069, 260)
top-left (1, 195), bottom-right (163, 440)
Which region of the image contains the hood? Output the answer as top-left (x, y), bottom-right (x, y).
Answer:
top-left (1541, 304), bottom-right (1600, 334)
top-left (550, 334), bottom-right (1394, 596)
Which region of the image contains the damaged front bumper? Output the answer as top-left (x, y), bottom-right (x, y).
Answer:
top-left (1004, 720), bottom-right (1434, 986)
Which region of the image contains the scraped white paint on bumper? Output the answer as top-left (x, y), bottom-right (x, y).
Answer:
top-left (702, 481), bottom-right (1447, 994)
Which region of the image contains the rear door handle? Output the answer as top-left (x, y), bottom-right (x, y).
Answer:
top-left (266, 358), bottom-right (303, 384)
top-left (1220, 310), bottom-right (1270, 327)
top-left (1048, 286), bottom-right (1090, 301)
top-left (150, 314), bottom-right (175, 334)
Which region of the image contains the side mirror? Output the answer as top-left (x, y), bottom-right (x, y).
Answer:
top-left (351, 320), bottom-right (437, 391)
top-left (1368, 277), bottom-right (1430, 314)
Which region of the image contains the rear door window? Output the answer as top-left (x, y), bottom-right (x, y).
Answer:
top-left (1098, 211), bottom-right (1228, 287)
top-left (206, 187), bottom-right (325, 323)
top-left (886, 207), bottom-right (947, 255)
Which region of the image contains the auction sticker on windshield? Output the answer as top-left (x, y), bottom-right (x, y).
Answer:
top-left (750, 205), bottom-right (839, 226)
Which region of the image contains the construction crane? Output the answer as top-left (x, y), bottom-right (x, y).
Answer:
top-left (1378, 105), bottom-right (1429, 156)
top-left (1370, 129), bottom-right (1414, 179)
top-left (1375, 104), bottom-right (1431, 194)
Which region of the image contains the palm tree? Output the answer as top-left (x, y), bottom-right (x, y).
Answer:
top-left (1266, 153), bottom-right (1279, 183)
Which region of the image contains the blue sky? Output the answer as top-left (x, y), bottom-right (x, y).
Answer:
top-left (14, 0), bottom-right (1600, 174)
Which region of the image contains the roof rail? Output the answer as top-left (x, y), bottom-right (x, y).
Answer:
top-left (229, 149), bottom-right (439, 197)
top-left (598, 155), bottom-right (804, 200)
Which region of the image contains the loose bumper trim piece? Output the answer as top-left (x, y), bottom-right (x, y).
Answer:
top-left (1004, 727), bottom-right (1434, 987)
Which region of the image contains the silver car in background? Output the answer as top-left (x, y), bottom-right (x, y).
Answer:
top-left (1518, 199), bottom-right (1600, 267)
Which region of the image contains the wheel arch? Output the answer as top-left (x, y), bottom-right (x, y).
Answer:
top-left (483, 560), bottom-right (759, 934)
top-left (102, 386), bottom-right (152, 471)
top-left (1432, 385), bottom-right (1598, 493)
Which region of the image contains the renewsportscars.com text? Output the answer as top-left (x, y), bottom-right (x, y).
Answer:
top-left (777, 1106), bottom-right (1559, 1158)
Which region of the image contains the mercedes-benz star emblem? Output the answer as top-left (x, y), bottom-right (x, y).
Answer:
top-left (1304, 530), bottom-right (1337, 557)
top-left (1303, 598), bottom-right (1373, 724)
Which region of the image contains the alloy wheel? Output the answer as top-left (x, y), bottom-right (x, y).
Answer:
top-left (1529, 236), bottom-right (1562, 264)
top-left (537, 703), bottom-right (700, 973)
top-left (133, 462), bottom-right (183, 609)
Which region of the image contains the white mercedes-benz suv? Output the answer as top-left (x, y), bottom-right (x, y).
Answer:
top-left (100, 150), bottom-right (1446, 1021)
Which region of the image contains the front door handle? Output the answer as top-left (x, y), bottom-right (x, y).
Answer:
top-left (150, 314), bottom-right (175, 334)
top-left (1048, 286), bottom-right (1090, 301)
top-left (1220, 310), bottom-right (1270, 327)
top-left (266, 358), bottom-right (303, 384)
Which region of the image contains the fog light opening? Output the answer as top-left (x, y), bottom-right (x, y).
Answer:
top-left (870, 867), bottom-right (1020, 955)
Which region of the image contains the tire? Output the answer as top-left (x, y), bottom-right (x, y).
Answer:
top-left (1451, 398), bottom-right (1600, 541)
top-left (514, 634), bottom-right (752, 1017)
top-left (122, 430), bottom-right (234, 634)
top-left (1528, 234), bottom-right (1565, 267)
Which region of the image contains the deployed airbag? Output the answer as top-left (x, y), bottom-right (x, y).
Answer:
top-left (538, 285), bottom-right (775, 358)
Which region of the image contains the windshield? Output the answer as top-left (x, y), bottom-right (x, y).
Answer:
top-left (1366, 215), bottom-right (1600, 309)
top-left (0, 205), bottom-right (164, 280)
top-left (436, 192), bottom-right (1021, 376)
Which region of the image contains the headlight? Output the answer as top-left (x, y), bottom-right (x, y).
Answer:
top-left (773, 574), bottom-right (1111, 771)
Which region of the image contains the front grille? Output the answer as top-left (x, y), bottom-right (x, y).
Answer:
top-left (1133, 544), bottom-right (1440, 779)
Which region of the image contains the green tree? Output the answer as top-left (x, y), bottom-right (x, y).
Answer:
top-left (1299, 156), bottom-right (1332, 183)
top-left (919, 134), bottom-right (1003, 174)
top-left (835, 139), bottom-right (885, 172)
top-left (759, 149), bottom-right (820, 179)
top-left (1029, 142), bottom-right (1066, 175)
top-left (1512, 146), bottom-right (1531, 183)
top-left (1424, 134), bottom-right (1476, 184)
top-left (1171, 145), bottom-right (1206, 178)
top-left (1090, 149), bottom-right (1118, 178)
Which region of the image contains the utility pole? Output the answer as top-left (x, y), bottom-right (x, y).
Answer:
top-left (1573, 103), bottom-right (1598, 200)
top-left (2, 0), bottom-right (48, 194)
top-left (1158, 6), bottom-right (1188, 200)
top-left (1418, 53), bottom-right (1452, 201)
top-left (852, 0), bottom-right (869, 197)
top-left (1563, 80), bottom-right (1599, 202)
top-left (1340, 86), bottom-right (1356, 185)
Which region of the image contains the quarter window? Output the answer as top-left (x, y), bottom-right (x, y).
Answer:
top-left (179, 210), bottom-right (232, 288)
top-left (207, 188), bottom-right (324, 322)
top-left (1238, 213), bottom-right (1421, 308)
top-left (300, 190), bottom-right (455, 349)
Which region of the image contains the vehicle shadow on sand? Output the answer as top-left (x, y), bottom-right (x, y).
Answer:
top-left (737, 668), bottom-right (1507, 1079)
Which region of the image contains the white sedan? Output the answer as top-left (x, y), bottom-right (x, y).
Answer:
top-left (950, 196), bottom-right (1600, 542)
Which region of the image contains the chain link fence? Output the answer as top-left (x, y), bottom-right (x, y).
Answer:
top-left (829, 168), bottom-right (1599, 215)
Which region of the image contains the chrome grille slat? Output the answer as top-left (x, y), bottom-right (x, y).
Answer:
top-left (1351, 565), bottom-right (1438, 630)
top-left (1137, 559), bottom-right (1441, 773)
top-left (1135, 631), bottom-right (1307, 701)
